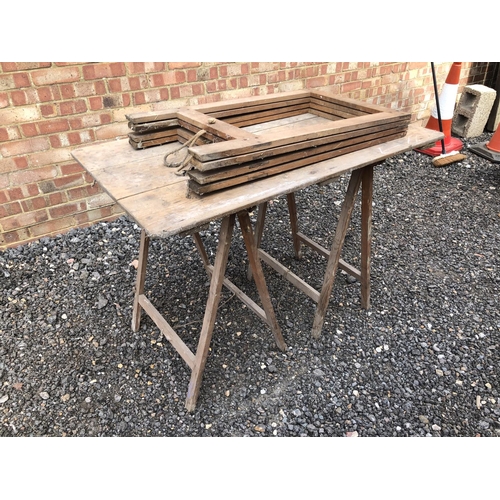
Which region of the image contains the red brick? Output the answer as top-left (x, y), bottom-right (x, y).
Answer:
top-left (170, 87), bottom-right (180, 100)
top-left (206, 82), bottom-right (217, 93)
top-left (109, 79), bottom-right (122, 92)
top-left (83, 63), bottom-right (126, 80)
top-left (60, 83), bottom-right (76, 99)
top-left (21, 195), bottom-right (48, 211)
top-left (126, 62), bottom-right (145, 74)
top-left (187, 69), bottom-right (197, 82)
top-left (49, 201), bottom-right (87, 218)
top-left (29, 216), bottom-right (75, 238)
top-left (0, 172), bottom-right (9, 189)
top-left (3, 127), bottom-right (23, 141)
top-left (0, 200), bottom-right (22, 217)
top-left (53, 173), bottom-right (85, 189)
top-left (59, 99), bottom-right (87, 115)
top-left (0, 190), bottom-right (8, 204)
top-left (1, 209), bottom-right (49, 231)
top-left (31, 67), bottom-right (81, 86)
top-left (0, 92), bottom-right (8, 108)
top-left (1, 62), bottom-right (51, 72)
top-left (128, 76), bottom-right (147, 91)
top-left (0, 137), bottom-right (50, 157)
top-left (1, 229), bottom-right (21, 246)
top-left (38, 118), bottom-right (70, 135)
top-left (36, 86), bottom-right (60, 102)
top-left (49, 135), bottom-right (62, 148)
top-left (89, 97), bottom-right (103, 110)
top-left (60, 162), bottom-right (84, 175)
top-left (174, 71), bottom-right (187, 84)
top-left (13, 73), bottom-right (30, 88)
top-left (9, 165), bottom-right (58, 185)
top-left (306, 76), bottom-right (329, 88)
top-left (40, 104), bottom-right (57, 117)
top-left (0, 128), bottom-right (9, 142)
top-left (11, 90), bottom-right (28, 106)
top-left (133, 92), bottom-right (146, 105)
top-left (149, 71), bottom-right (184, 87)
top-left (21, 123), bottom-right (38, 137)
top-left (48, 191), bottom-right (67, 205)
top-left (169, 62), bottom-right (201, 69)
top-left (67, 182), bottom-right (100, 200)
top-left (341, 81), bottom-right (362, 94)
top-left (74, 205), bottom-right (119, 225)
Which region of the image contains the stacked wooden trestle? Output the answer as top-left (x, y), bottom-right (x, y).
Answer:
top-left (126, 89), bottom-right (411, 196)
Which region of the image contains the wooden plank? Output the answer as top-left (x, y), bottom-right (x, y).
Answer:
top-left (188, 112), bottom-right (410, 162)
top-left (361, 165), bottom-right (373, 309)
top-left (129, 128), bottom-right (178, 143)
top-left (139, 294), bottom-right (196, 369)
top-left (286, 193), bottom-right (302, 259)
top-left (176, 108), bottom-right (256, 141)
top-left (129, 118), bottom-right (179, 132)
top-left (177, 121), bottom-right (224, 143)
top-left (259, 249), bottom-right (320, 303)
top-left (177, 127), bottom-right (215, 146)
top-left (192, 90), bottom-right (312, 114)
top-left (185, 214), bottom-right (235, 411)
top-left (311, 169), bottom-right (363, 339)
top-left (238, 211), bottom-right (287, 352)
top-left (187, 130), bottom-right (406, 194)
top-left (222, 104), bottom-right (311, 127)
top-left (188, 124), bottom-right (408, 183)
top-left (203, 96), bottom-right (311, 120)
top-left (189, 118), bottom-right (408, 172)
top-left (296, 231), bottom-right (362, 280)
top-left (132, 229), bottom-right (149, 332)
top-left (309, 97), bottom-right (366, 118)
top-left (82, 151), bottom-right (185, 201)
top-left (310, 89), bottom-right (402, 115)
top-left (126, 109), bottom-right (179, 125)
top-left (308, 108), bottom-right (344, 121)
top-left (192, 232), bottom-right (269, 324)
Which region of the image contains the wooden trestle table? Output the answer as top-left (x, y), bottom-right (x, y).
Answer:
top-left (72, 124), bottom-right (442, 411)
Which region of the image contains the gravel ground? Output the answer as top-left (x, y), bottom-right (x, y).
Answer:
top-left (1, 132), bottom-right (499, 439)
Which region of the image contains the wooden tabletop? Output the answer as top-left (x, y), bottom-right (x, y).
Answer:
top-left (71, 124), bottom-right (442, 238)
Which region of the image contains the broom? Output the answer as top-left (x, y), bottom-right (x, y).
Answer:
top-left (430, 62), bottom-right (467, 167)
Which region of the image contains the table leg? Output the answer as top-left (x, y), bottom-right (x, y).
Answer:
top-left (247, 202), bottom-right (268, 280)
top-left (238, 210), bottom-right (287, 352)
top-left (132, 229), bottom-right (149, 332)
top-left (311, 169), bottom-right (363, 338)
top-left (286, 192), bottom-right (302, 259)
top-left (185, 214), bottom-right (235, 411)
top-left (361, 164), bottom-right (373, 310)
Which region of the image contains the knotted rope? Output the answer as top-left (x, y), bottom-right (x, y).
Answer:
top-left (164, 129), bottom-right (206, 176)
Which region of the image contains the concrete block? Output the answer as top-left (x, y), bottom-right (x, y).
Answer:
top-left (452, 84), bottom-right (497, 138)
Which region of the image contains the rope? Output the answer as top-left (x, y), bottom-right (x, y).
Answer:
top-left (164, 129), bottom-right (206, 175)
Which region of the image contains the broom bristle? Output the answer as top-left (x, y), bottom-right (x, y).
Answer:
top-left (432, 152), bottom-right (467, 167)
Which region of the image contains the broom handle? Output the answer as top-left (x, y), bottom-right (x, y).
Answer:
top-left (431, 62), bottom-right (446, 155)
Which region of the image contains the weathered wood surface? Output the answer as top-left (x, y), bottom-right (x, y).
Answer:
top-left (125, 90), bottom-right (411, 159)
top-left (187, 130), bottom-right (406, 194)
top-left (72, 125), bottom-right (443, 239)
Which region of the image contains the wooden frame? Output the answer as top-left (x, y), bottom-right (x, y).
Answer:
top-left (126, 88), bottom-right (411, 195)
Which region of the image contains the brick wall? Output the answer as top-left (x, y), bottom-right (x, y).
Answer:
top-left (0, 61), bottom-right (495, 250)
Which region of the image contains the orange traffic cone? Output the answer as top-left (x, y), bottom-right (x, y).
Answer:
top-left (417, 62), bottom-right (464, 156)
top-left (470, 125), bottom-right (500, 163)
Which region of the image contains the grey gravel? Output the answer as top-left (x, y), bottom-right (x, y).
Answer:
top-left (0, 132), bottom-right (499, 437)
